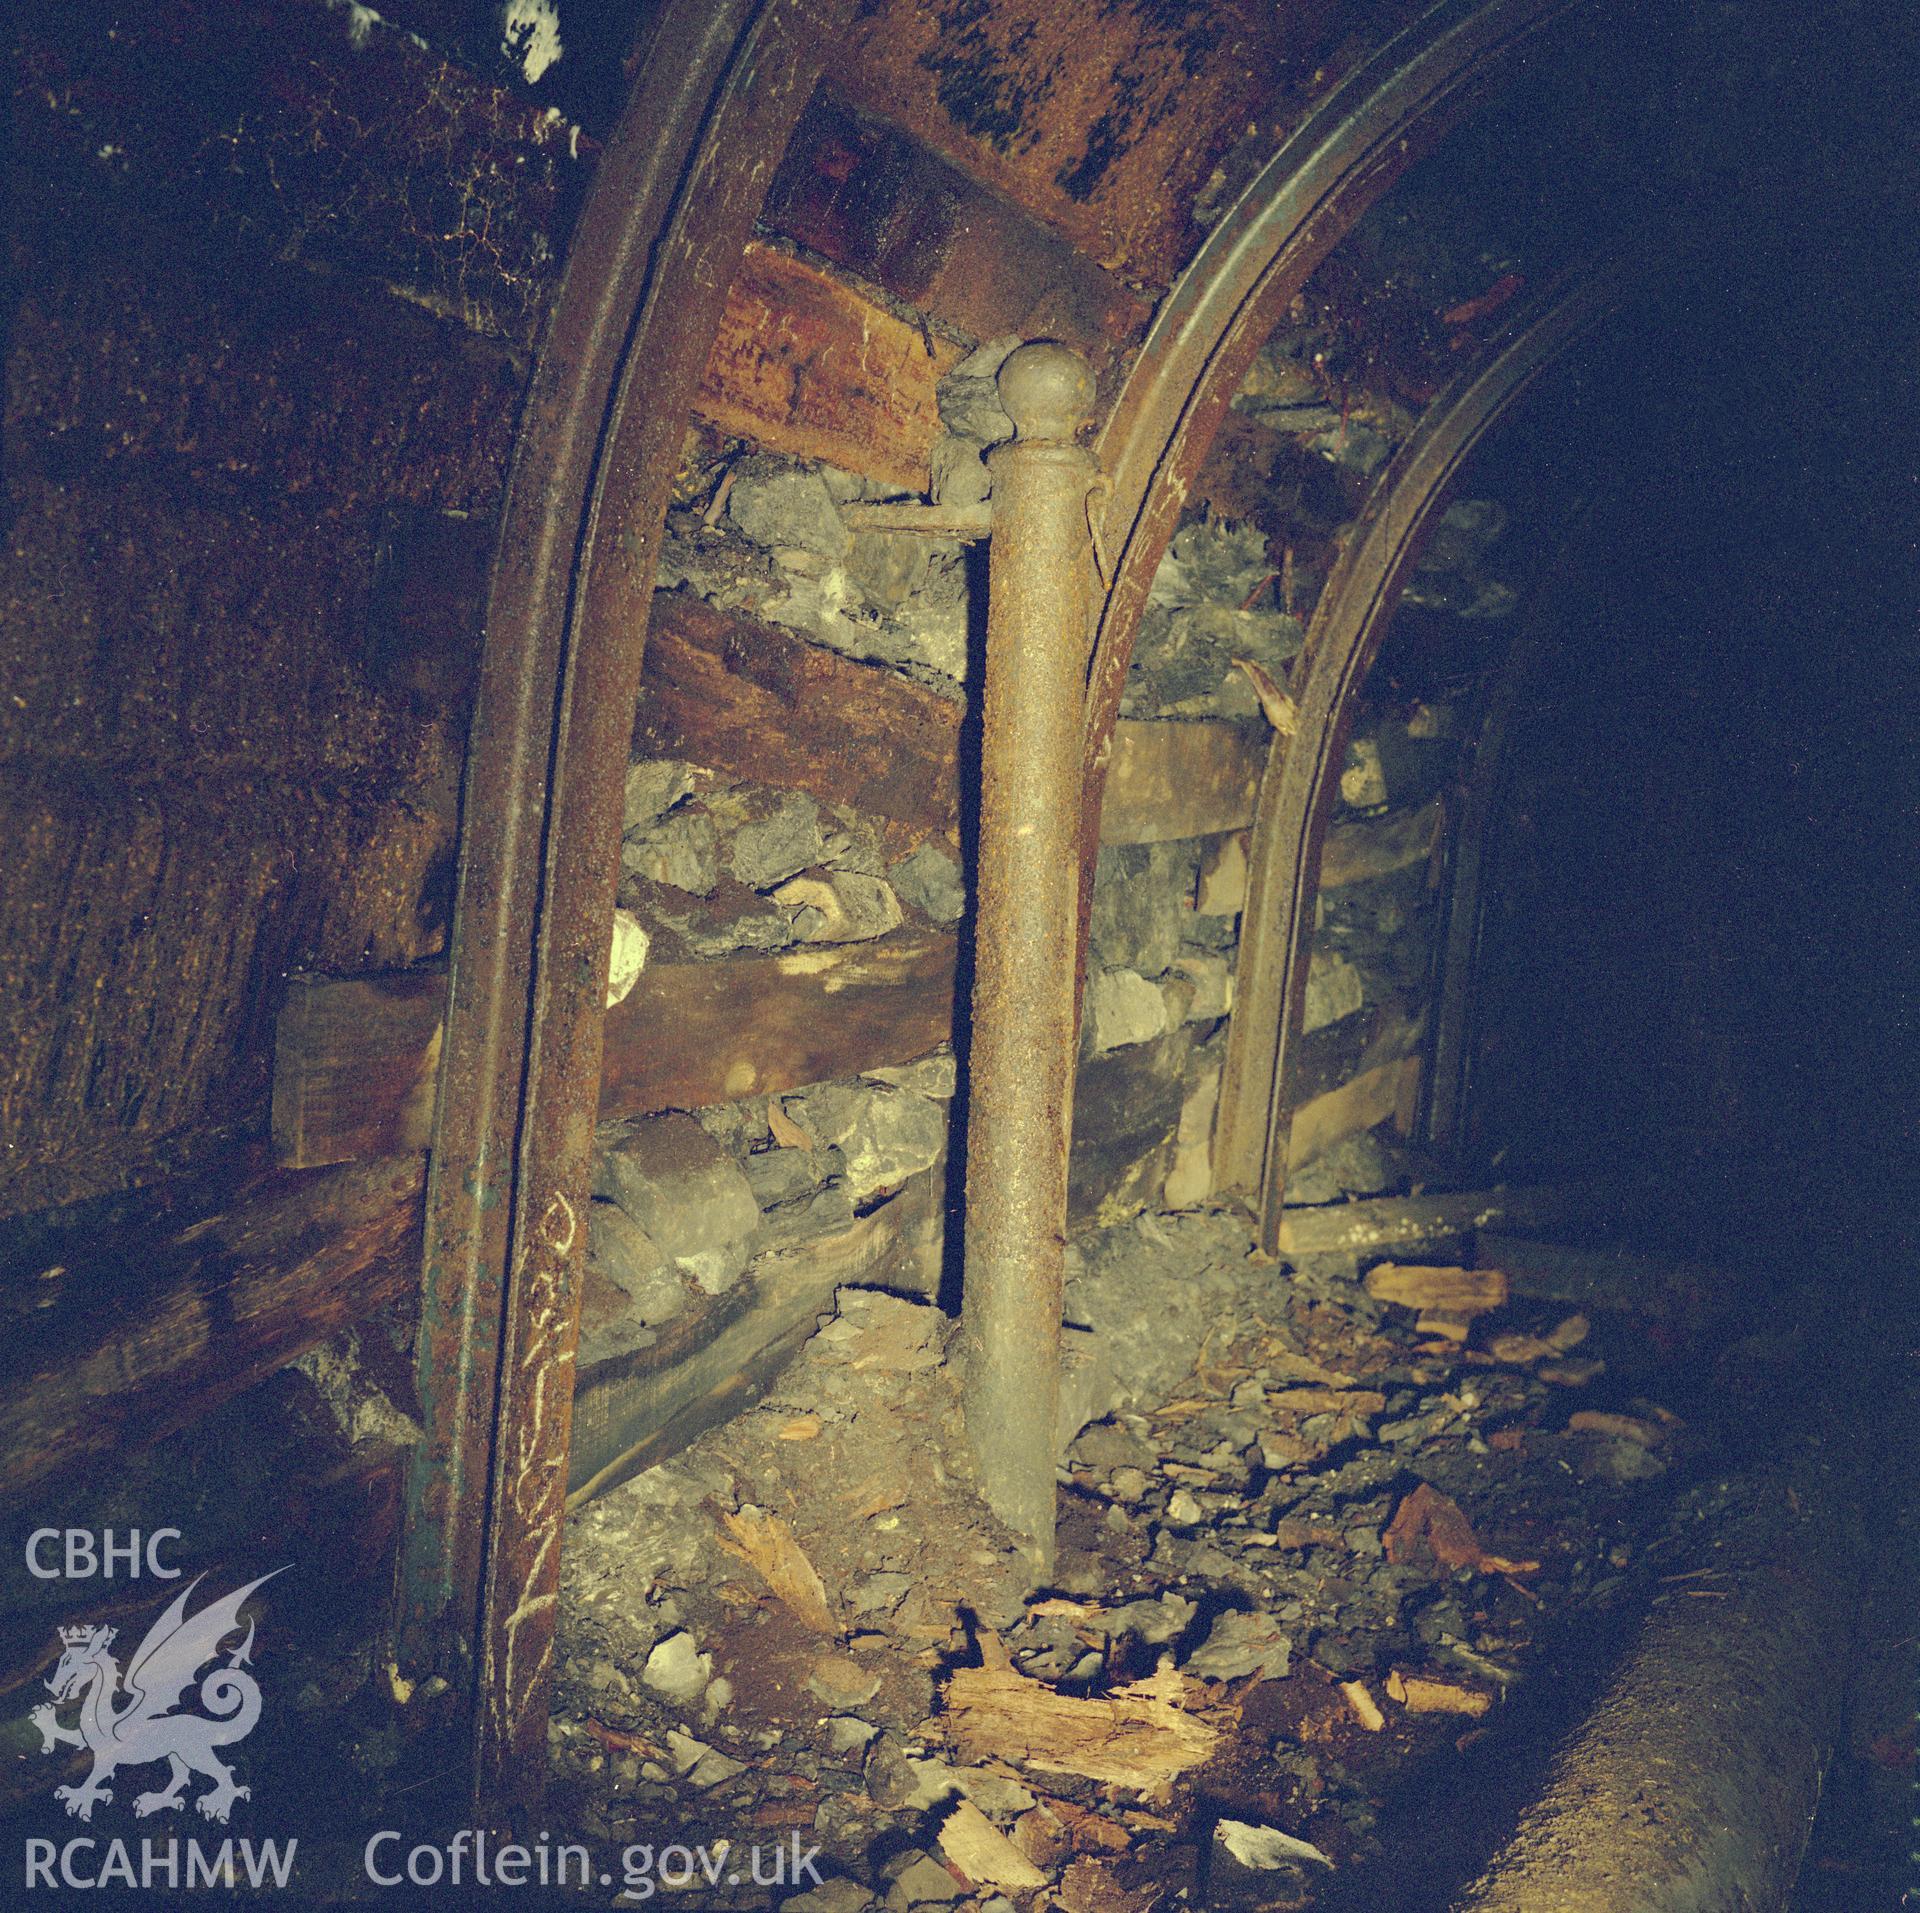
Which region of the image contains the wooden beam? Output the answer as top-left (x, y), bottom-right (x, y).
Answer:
top-left (694, 239), bottom-right (966, 490)
top-left (0, 1156), bottom-right (426, 1505)
top-left (1285, 1055), bottom-right (1420, 1171)
top-left (835, 0), bottom-right (1330, 285)
top-left (636, 592), bottom-right (965, 841)
top-left (598, 929), bottom-right (957, 1115)
top-left (1322, 795), bottom-right (1446, 889)
top-left (274, 930), bottom-right (960, 1169)
top-left (1275, 1183), bottom-right (1623, 1259)
top-left (640, 592), bottom-right (1264, 847)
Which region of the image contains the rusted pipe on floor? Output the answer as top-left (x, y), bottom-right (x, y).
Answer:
top-left (1450, 1442), bottom-right (1864, 1913)
top-left (960, 343), bottom-right (1099, 1576)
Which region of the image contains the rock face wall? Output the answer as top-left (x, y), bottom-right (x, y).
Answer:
top-left (0, 0), bottom-right (1503, 1607)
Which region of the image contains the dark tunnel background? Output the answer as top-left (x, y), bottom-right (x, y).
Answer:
top-left (1384, 0), bottom-right (1918, 1298)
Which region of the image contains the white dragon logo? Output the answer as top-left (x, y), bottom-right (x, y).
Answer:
top-left (29, 1569), bottom-right (284, 1825)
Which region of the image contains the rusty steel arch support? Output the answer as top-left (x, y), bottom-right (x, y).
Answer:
top-left (1215, 271), bottom-right (1630, 1253)
top-left (394, 0), bottom-right (845, 1820)
top-left (1076, 0), bottom-right (1589, 969)
top-left (1422, 514), bottom-right (1592, 1164)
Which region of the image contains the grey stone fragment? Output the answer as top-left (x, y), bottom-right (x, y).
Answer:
top-left (594, 1113), bottom-right (761, 1295)
top-left (1107, 1592), bottom-right (1196, 1645)
top-left (757, 1182), bottom-right (857, 1252)
top-left (935, 337), bottom-right (1020, 442)
top-left (726, 458), bottom-right (850, 560)
top-left (1147, 518), bottom-right (1271, 611)
top-left (1084, 968), bottom-right (1168, 1053)
top-left (622, 807), bottom-right (718, 894)
top-left (1183, 1608), bottom-right (1292, 1683)
top-left (887, 1853), bottom-right (964, 1909)
top-left (1088, 842), bottom-right (1189, 977)
top-left (586, 1201), bottom-right (687, 1327)
top-left (729, 792), bottom-right (826, 890)
top-left (784, 1882), bottom-right (875, 1913)
top-left (807, 1654), bottom-right (882, 1710)
top-left (862, 1049), bottom-right (956, 1099)
top-left (826, 1716), bottom-right (879, 1755)
top-left (623, 759), bottom-right (696, 833)
top-left (846, 529), bottom-right (930, 610)
top-left (1303, 950), bottom-right (1365, 1032)
top-left (776, 870), bottom-right (904, 943)
top-left (642, 1632), bottom-right (710, 1705)
top-left (782, 1082), bottom-right (947, 1204)
top-left (742, 1146), bottom-right (826, 1209)
top-left (888, 842), bottom-right (967, 924)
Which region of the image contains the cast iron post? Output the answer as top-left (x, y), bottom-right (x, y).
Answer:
top-left (959, 342), bottom-right (1098, 1576)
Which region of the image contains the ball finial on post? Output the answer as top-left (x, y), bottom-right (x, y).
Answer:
top-left (997, 341), bottom-right (1095, 444)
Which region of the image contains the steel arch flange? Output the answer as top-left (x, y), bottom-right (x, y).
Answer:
top-left (1214, 267), bottom-right (1632, 1254)
top-left (397, 0), bottom-right (847, 1820)
top-left (1077, 0), bottom-right (1591, 980)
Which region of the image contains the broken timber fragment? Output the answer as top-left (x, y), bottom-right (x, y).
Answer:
top-left (1387, 1670), bottom-right (1492, 1717)
top-left (716, 1506), bottom-right (837, 1634)
top-left (1365, 1264), bottom-right (1510, 1314)
top-left (937, 1798), bottom-right (1049, 1893)
top-left (1274, 1183), bottom-right (1623, 1257)
top-left (943, 1647), bottom-right (1219, 1794)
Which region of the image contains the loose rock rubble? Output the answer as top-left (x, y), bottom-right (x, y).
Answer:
top-left (552, 1213), bottom-right (1701, 1910)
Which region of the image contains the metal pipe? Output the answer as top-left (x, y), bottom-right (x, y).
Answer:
top-left (961, 343), bottom-right (1097, 1576)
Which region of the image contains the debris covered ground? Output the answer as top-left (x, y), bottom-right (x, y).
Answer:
top-left (550, 1212), bottom-right (1727, 1911)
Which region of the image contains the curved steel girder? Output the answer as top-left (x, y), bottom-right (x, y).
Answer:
top-left (399, 0), bottom-right (842, 1817)
top-left (1422, 509), bottom-right (1593, 1162)
top-left (1214, 269), bottom-right (1630, 1254)
top-left (1077, 0), bottom-right (1588, 957)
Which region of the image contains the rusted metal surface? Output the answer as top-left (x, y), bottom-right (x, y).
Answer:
top-left (761, 87), bottom-right (1153, 372)
top-left (1076, 0), bottom-right (1585, 999)
top-left (836, 0), bottom-right (1353, 285)
top-left (1215, 272), bottom-right (1628, 1253)
top-left (960, 344), bottom-right (1098, 1575)
top-left (396, 0), bottom-right (842, 1820)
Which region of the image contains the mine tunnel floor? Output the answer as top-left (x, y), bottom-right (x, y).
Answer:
top-left (58, 1209), bottom-right (1898, 1909)
top-left (526, 1210), bottom-right (1885, 1913)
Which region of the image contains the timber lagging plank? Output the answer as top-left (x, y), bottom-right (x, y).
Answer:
top-left (694, 240), bottom-right (966, 491)
top-left (638, 592), bottom-right (1265, 848)
top-left (0, 1156), bottom-right (427, 1504)
top-left (637, 592), bottom-right (965, 841)
top-left (274, 931), bottom-right (961, 1169)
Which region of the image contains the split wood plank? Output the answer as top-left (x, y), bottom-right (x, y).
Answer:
top-left (1096, 719), bottom-right (1266, 846)
top-left (638, 592), bottom-right (1267, 849)
top-left (0, 1155), bottom-right (427, 1504)
top-left (636, 592), bottom-right (965, 839)
top-left (694, 240), bottom-right (966, 491)
top-left (1365, 1263), bottom-right (1509, 1313)
top-left (275, 931), bottom-right (958, 1170)
top-left (1322, 795), bottom-right (1446, 889)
